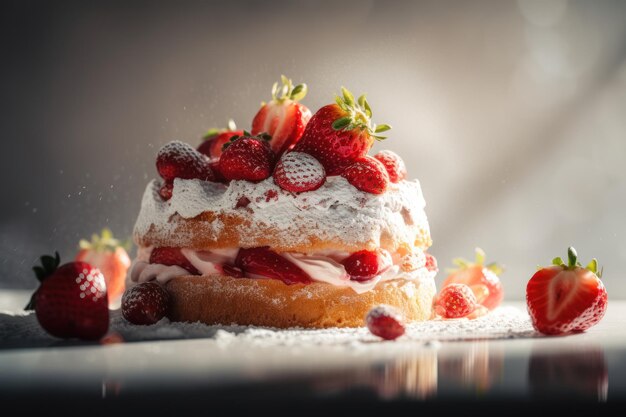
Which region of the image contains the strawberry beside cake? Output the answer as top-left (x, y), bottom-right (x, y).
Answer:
top-left (127, 77), bottom-right (437, 328)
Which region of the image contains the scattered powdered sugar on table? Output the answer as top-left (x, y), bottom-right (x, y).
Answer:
top-left (0, 306), bottom-right (536, 349)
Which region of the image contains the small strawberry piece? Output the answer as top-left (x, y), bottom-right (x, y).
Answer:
top-left (158, 181), bottom-right (174, 201)
top-left (122, 282), bottom-right (171, 325)
top-left (342, 249), bottom-right (392, 282)
top-left (294, 87), bottom-right (391, 175)
top-left (156, 140), bottom-right (215, 182)
top-left (366, 305), bottom-right (406, 341)
top-left (435, 283), bottom-right (478, 319)
top-left (218, 134), bottom-right (276, 182)
top-left (374, 150), bottom-right (407, 183)
top-left (273, 152), bottom-right (326, 192)
top-left (29, 253), bottom-right (109, 340)
top-left (342, 156), bottom-right (390, 194)
top-left (443, 248), bottom-right (503, 311)
top-left (235, 196), bottom-right (251, 209)
top-left (222, 264), bottom-right (245, 278)
top-left (235, 247), bottom-right (311, 285)
top-left (197, 119), bottom-right (243, 159)
top-left (424, 252), bottom-right (438, 272)
top-left (149, 247), bottom-right (199, 275)
top-left (527, 247), bottom-right (608, 335)
top-left (251, 75), bottom-right (312, 155)
top-left (76, 228), bottom-right (131, 304)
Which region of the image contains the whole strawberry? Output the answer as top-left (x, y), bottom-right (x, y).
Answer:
top-left (122, 282), bottom-right (171, 325)
top-left (156, 140), bottom-right (215, 182)
top-left (76, 228), bottom-right (131, 305)
top-left (273, 151), bottom-right (326, 192)
top-left (373, 150), bottom-right (407, 183)
top-left (218, 133), bottom-right (276, 182)
top-left (197, 119), bottom-right (243, 159)
top-left (27, 252), bottom-right (109, 340)
top-left (443, 248), bottom-right (504, 311)
top-left (434, 283), bottom-right (478, 319)
top-left (366, 305), bottom-right (406, 341)
top-left (342, 249), bottom-right (392, 282)
top-left (252, 75), bottom-right (312, 155)
top-left (293, 87), bottom-right (391, 175)
top-left (342, 156), bottom-right (390, 194)
top-left (527, 247), bottom-right (607, 335)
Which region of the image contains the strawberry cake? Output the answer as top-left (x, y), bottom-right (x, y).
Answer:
top-left (127, 77), bottom-right (437, 328)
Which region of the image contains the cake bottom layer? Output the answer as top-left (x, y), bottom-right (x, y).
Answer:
top-left (166, 274), bottom-right (436, 328)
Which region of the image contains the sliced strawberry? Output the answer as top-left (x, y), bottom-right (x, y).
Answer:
top-left (273, 152), bottom-right (326, 192)
top-left (149, 247), bottom-right (199, 275)
top-left (526, 247), bottom-right (607, 335)
top-left (443, 248), bottom-right (503, 310)
top-left (222, 264), bottom-right (245, 278)
top-left (342, 249), bottom-right (392, 282)
top-left (374, 150), bottom-right (407, 183)
top-left (122, 282), bottom-right (171, 325)
top-left (29, 253), bottom-right (109, 340)
top-left (156, 140), bottom-right (215, 182)
top-left (366, 305), bottom-right (406, 340)
top-left (342, 156), bottom-right (390, 194)
top-left (235, 247), bottom-right (311, 285)
top-left (251, 75), bottom-right (312, 155)
top-left (218, 134), bottom-right (276, 182)
top-left (424, 252), bottom-right (438, 272)
top-left (197, 119), bottom-right (243, 159)
top-left (434, 283), bottom-right (477, 319)
top-left (293, 87), bottom-right (391, 175)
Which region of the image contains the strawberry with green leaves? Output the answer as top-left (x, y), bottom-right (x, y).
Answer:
top-left (527, 247), bottom-right (607, 335)
top-left (251, 75), bottom-right (312, 156)
top-left (443, 248), bottom-right (504, 311)
top-left (197, 119), bottom-right (243, 160)
top-left (293, 87), bottom-right (391, 175)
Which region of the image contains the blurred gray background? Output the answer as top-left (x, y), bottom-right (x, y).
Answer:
top-left (1, 0), bottom-right (625, 299)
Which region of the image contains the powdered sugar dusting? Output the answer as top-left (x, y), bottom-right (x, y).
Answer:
top-left (133, 175), bottom-right (429, 251)
top-left (274, 152), bottom-right (326, 192)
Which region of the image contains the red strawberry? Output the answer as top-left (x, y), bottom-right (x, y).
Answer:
top-left (526, 247), bottom-right (607, 335)
top-left (121, 282), bottom-right (171, 325)
top-left (149, 247), bottom-right (199, 275)
top-left (251, 75), bottom-right (312, 155)
top-left (342, 156), bottom-right (390, 194)
top-left (218, 134), bottom-right (276, 182)
top-left (273, 151), bottom-right (326, 192)
top-left (158, 181), bottom-right (174, 201)
top-left (235, 247), bottom-right (311, 285)
top-left (76, 228), bottom-right (131, 304)
top-left (222, 264), bottom-right (245, 278)
top-left (293, 87), bottom-right (391, 175)
top-left (442, 248), bottom-right (503, 311)
top-left (156, 140), bottom-right (215, 182)
top-left (197, 119), bottom-right (244, 159)
top-left (373, 150), bottom-right (407, 183)
top-left (342, 249), bottom-right (392, 282)
top-left (366, 305), bottom-right (406, 341)
top-left (27, 253), bottom-right (109, 340)
top-left (424, 252), bottom-right (438, 272)
top-left (434, 283), bottom-right (478, 319)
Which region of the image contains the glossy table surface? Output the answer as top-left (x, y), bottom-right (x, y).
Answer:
top-left (0, 291), bottom-right (624, 415)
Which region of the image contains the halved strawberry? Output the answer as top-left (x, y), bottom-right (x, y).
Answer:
top-left (235, 247), bottom-right (311, 285)
top-left (156, 140), bottom-right (215, 182)
top-left (218, 133), bottom-right (276, 182)
top-left (197, 119), bottom-right (244, 159)
top-left (294, 87), bottom-right (391, 175)
top-left (342, 249), bottom-right (392, 282)
top-left (342, 156), bottom-right (390, 194)
top-left (442, 248), bottom-right (503, 311)
top-left (251, 75), bottom-right (312, 156)
top-left (149, 247), bottom-right (199, 275)
top-left (526, 247), bottom-right (607, 335)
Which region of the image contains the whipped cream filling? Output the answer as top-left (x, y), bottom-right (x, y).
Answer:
top-left (129, 247), bottom-right (434, 294)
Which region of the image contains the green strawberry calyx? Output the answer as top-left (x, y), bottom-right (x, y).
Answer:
top-left (270, 75), bottom-right (307, 103)
top-left (447, 247), bottom-right (504, 276)
top-left (202, 119), bottom-right (238, 141)
top-left (25, 252), bottom-right (62, 310)
top-left (222, 131), bottom-right (272, 151)
top-left (79, 228), bottom-right (129, 253)
top-left (550, 246), bottom-right (603, 277)
top-left (331, 87), bottom-right (391, 141)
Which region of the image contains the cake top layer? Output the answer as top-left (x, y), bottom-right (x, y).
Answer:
top-left (134, 175), bottom-right (431, 253)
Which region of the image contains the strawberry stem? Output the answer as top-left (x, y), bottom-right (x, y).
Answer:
top-left (567, 247), bottom-right (578, 268)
